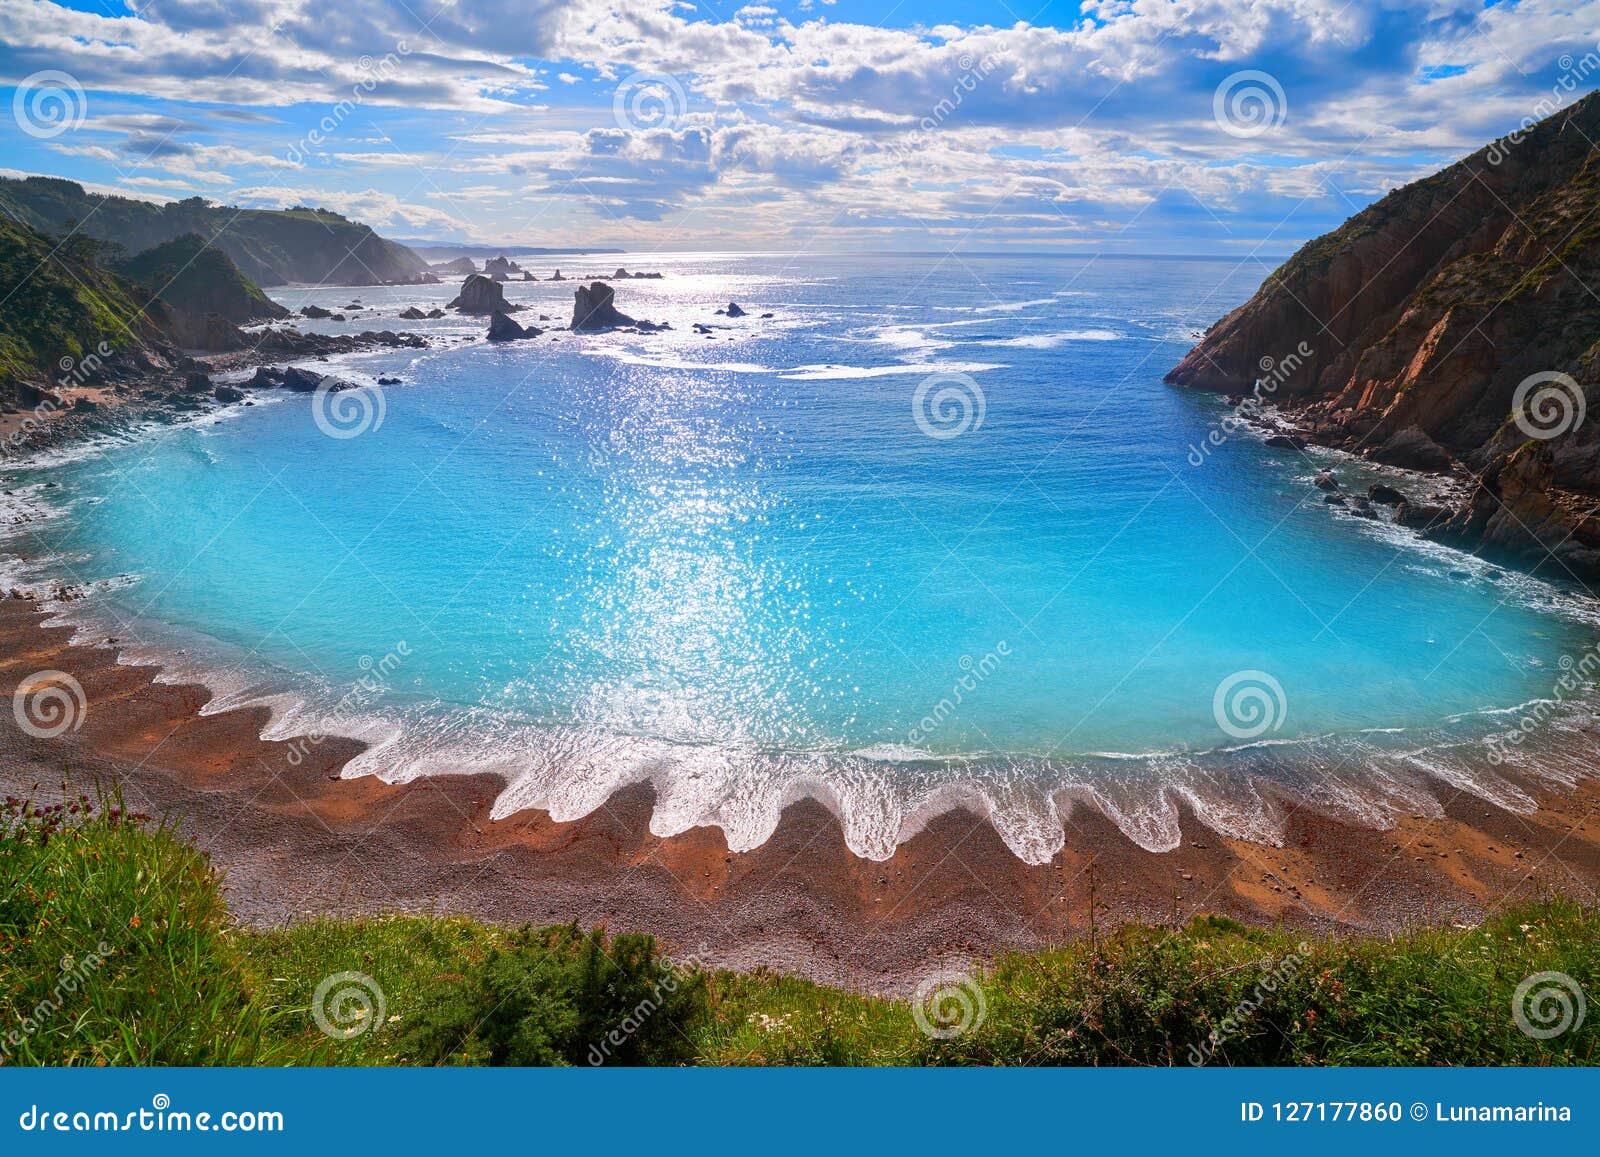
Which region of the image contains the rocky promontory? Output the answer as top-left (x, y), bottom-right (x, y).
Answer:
top-left (1167, 91), bottom-right (1600, 584)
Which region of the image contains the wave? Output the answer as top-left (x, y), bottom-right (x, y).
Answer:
top-left (977, 329), bottom-right (1122, 348)
top-left (779, 361), bottom-right (1006, 381)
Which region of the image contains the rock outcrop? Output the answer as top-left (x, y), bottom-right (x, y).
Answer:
top-left (487, 311), bottom-right (542, 342)
top-left (571, 281), bottom-right (635, 330)
top-left (1166, 91), bottom-right (1600, 585)
top-left (431, 256), bottom-right (476, 277)
top-left (448, 274), bottom-right (515, 314)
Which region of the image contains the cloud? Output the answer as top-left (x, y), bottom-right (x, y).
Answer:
top-left (1, 0), bottom-right (1597, 247)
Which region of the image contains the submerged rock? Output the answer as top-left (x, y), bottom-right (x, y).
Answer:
top-left (1313, 471), bottom-right (1339, 491)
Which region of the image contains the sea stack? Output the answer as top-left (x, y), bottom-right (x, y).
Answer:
top-left (570, 281), bottom-right (635, 330)
top-left (448, 274), bottom-right (514, 314)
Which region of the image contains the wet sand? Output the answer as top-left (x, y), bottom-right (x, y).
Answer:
top-left (2, 594), bottom-right (1597, 992)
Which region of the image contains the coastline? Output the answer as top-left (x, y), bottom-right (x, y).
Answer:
top-left (3, 593), bottom-right (1597, 991)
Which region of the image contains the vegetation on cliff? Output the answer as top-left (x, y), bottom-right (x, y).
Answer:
top-left (115, 233), bottom-right (289, 325)
top-left (0, 177), bottom-right (429, 287)
top-left (3, 788), bottom-right (1594, 1067)
top-left (0, 217), bottom-right (164, 397)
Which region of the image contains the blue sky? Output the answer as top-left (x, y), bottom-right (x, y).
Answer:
top-left (1, 0), bottom-right (1598, 253)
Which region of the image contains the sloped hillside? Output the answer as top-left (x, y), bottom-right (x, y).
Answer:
top-left (0, 177), bottom-right (431, 287)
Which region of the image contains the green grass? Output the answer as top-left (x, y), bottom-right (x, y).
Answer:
top-left (3, 787), bottom-right (1596, 1066)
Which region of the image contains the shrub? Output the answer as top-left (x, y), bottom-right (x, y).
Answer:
top-left (394, 924), bottom-right (706, 1066)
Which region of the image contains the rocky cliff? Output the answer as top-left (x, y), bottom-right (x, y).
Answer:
top-left (1167, 91), bottom-right (1600, 584)
top-left (0, 177), bottom-right (431, 287)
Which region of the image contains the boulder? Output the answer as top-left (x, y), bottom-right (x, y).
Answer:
top-left (571, 281), bottom-right (636, 330)
top-left (300, 305), bottom-right (333, 319)
top-left (1263, 433), bottom-right (1306, 450)
top-left (1370, 425), bottom-right (1452, 472)
top-left (183, 371), bottom-right (214, 394)
top-left (1313, 472), bottom-right (1339, 491)
top-left (725, 301), bottom-right (747, 318)
top-left (487, 311), bottom-right (541, 342)
top-left (247, 366), bottom-right (284, 388)
top-left (448, 274), bottom-right (514, 314)
top-left (1395, 501), bottom-right (1449, 530)
top-left (427, 309), bottom-right (445, 319)
top-left (213, 384), bottom-right (245, 403)
top-left (1368, 483), bottom-right (1408, 506)
top-left (282, 366), bottom-right (324, 392)
top-left (398, 307), bottom-right (428, 320)
top-left (549, 269), bottom-right (565, 281)
top-left (1322, 493), bottom-right (1346, 505)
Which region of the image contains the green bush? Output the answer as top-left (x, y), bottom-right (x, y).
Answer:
top-left (394, 925), bottom-right (707, 1066)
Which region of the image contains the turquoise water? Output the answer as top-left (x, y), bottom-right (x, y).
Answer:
top-left (10, 253), bottom-right (1597, 859)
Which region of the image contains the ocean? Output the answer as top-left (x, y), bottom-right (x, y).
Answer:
top-left (7, 251), bottom-right (1597, 862)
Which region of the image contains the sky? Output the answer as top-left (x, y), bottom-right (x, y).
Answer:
top-left (1, 0), bottom-right (1598, 253)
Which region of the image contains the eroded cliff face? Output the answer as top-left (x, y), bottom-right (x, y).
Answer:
top-left (1168, 91), bottom-right (1600, 584)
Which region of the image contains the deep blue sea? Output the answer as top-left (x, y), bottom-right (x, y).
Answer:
top-left (8, 253), bottom-right (1597, 860)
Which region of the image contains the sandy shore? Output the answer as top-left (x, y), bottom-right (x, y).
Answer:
top-left (2, 597), bottom-right (1598, 991)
